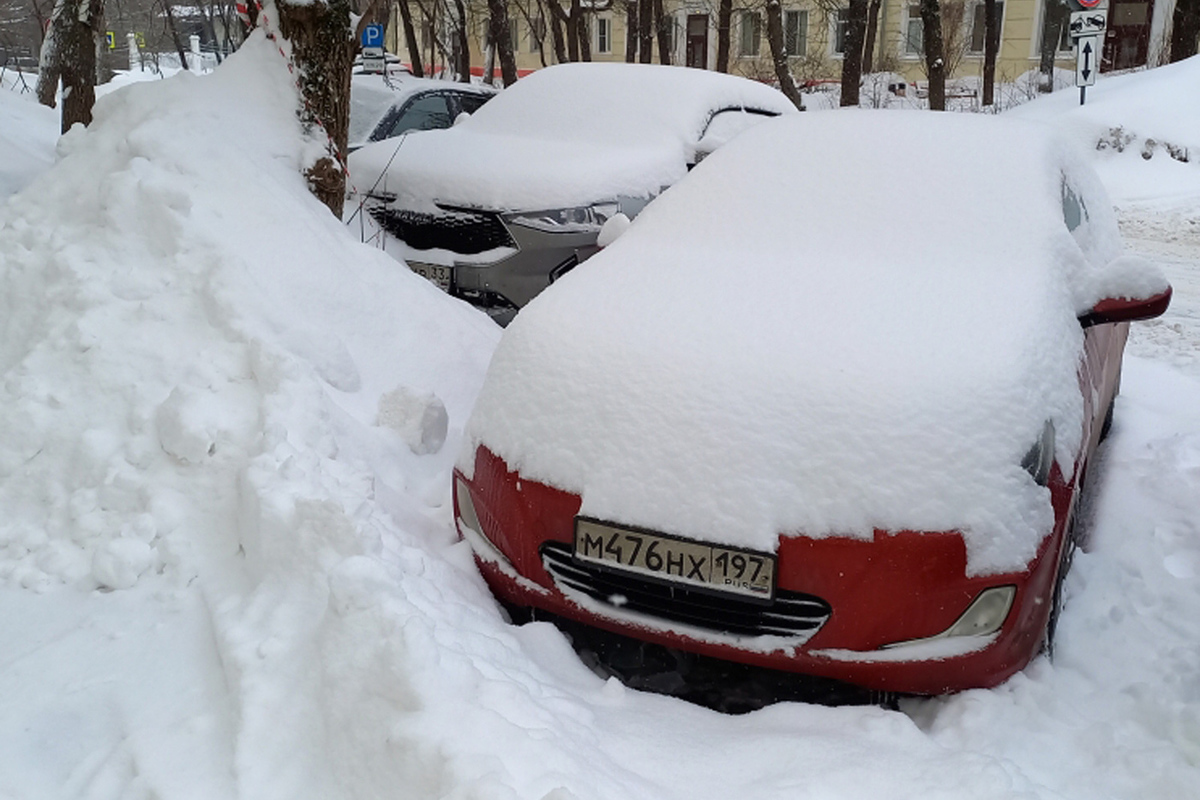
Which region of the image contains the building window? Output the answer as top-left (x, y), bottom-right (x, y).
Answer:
top-left (785, 9), bottom-right (808, 56)
top-left (530, 15), bottom-right (546, 52)
top-left (509, 17), bottom-right (519, 53)
top-left (833, 8), bottom-right (848, 54)
top-left (597, 16), bottom-right (612, 54)
top-left (968, 2), bottom-right (1003, 52)
top-left (740, 11), bottom-right (761, 56)
top-left (904, 4), bottom-right (923, 55)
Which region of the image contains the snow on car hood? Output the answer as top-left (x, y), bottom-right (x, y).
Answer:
top-left (347, 62), bottom-right (796, 212)
top-left (462, 111), bottom-right (1164, 577)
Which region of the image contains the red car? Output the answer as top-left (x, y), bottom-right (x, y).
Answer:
top-left (453, 112), bottom-right (1171, 696)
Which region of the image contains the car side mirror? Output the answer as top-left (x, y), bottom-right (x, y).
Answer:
top-left (1079, 286), bottom-right (1172, 328)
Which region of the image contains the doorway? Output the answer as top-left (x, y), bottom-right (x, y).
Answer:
top-left (1102, 0), bottom-right (1155, 71)
top-left (686, 14), bottom-right (708, 69)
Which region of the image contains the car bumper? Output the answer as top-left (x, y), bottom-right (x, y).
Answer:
top-left (455, 446), bottom-right (1073, 696)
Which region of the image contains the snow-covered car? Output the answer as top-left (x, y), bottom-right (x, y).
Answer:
top-left (347, 62), bottom-right (798, 324)
top-left (451, 112), bottom-right (1172, 696)
top-left (347, 74), bottom-right (496, 152)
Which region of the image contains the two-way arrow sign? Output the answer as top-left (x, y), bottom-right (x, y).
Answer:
top-left (1076, 35), bottom-right (1098, 87)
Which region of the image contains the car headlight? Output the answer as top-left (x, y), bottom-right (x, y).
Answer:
top-left (883, 585), bottom-right (1017, 648)
top-left (504, 202), bottom-right (620, 233)
top-left (1021, 420), bottom-right (1056, 486)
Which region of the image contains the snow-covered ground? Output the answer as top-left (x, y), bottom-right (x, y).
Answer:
top-left (1, 46), bottom-right (1198, 800)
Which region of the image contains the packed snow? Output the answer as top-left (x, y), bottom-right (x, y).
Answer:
top-left (1, 46), bottom-right (1199, 800)
top-left (348, 62), bottom-right (797, 213)
top-left (463, 111), bottom-right (1164, 576)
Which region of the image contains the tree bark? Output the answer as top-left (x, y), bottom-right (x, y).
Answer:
top-left (454, 0), bottom-right (471, 80)
top-left (919, 0), bottom-right (946, 110)
top-left (840, 0), bottom-right (868, 106)
top-left (862, 0), bottom-right (881, 72)
top-left (981, 0), bottom-right (999, 105)
top-left (565, 0), bottom-right (579, 60)
top-left (1038, 0), bottom-right (1064, 92)
top-left (162, 0), bottom-right (191, 70)
top-left (765, 0), bottom-right (803, 109)
top-left (548, 1), bottom-right (568, 62)
top-left (1170, 0), bottom-right (1200, 61)
top-left (577, 7), bottom-right (591, 60)
top-left (36, 0), bottom-right (104, 133)
top-left (715, 0), bottom-right (731, 72)
top-left (397, 0), bottom-right (423, 76)
top-left (624, 0), bottom-right (637, 61)
top-left (487, 0), bottom-right (519, 84)
top-left (276, 0), bottom-right (355, 216)
top-left (638, 0), bottom-right (652, 62)
top-left (653, 0), bottom-right (670, 64)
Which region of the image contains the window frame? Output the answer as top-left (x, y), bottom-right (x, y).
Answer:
top-left (739, 10), bottom-right (762, 57)
top-left (596, 15), bottom-right (612, 54)
top-left (903, 4), bottom-right (924, 58)
top-left (784, 9), bottom-right (808, 57)
top-left (967, 1), bottom-right (1004, 55)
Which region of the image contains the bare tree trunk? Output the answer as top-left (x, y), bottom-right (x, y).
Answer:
top-left (548, 0), bottom-right (568, 62)
top-left (487, 0), bottom-right (519, 84)
top-left (715, 0), bottom-right (731, 72)
top-left (638, 0), bottom-right (652, 62)
top-left (981, 0), bottom-right (999, 105)
top-left (454, 0), bottom-right (471, 80)
top-left (765, 0), bottom-right (803, 109)
top-left (36, 0), bottom-right (104, 133)
top-left (162, 0), bottom-right (191, 70)
top-left (919, 0), bottom-right (946, 110)
top-left (276, 0), bottom-right (355, 216)
top-left (577, 8), bottom-right (591, 60)
top-left (397, 0), bottom-right (423, 75)
top-left (1038, 0), bottom-right (1064, 92)
top-left (1170, 0), bottom-right (1200, 61)
top-left (624, 0), bottom-right (637, 61)
top-left (840, 0), bottom-right (868, 106)
top-left (653, 0), bottom-right (670, 64)
top-left (566, 0), bottom-right (579, 60)
top-left (862, 0), bottom-right (881, 72)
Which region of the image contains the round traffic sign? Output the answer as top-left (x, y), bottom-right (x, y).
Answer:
top-left (1078, 0), bottom-right (1103, 7)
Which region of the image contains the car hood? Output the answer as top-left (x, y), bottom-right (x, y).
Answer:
top-left (348, 126), bottom-right (687, 213)
top-left (461, 112), bottom-right (1165, 578)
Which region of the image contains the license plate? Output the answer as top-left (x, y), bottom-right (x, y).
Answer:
top-left (574, 518), bottom-right (775, 600)
top-left (409, 262), bottom-right (452, 291)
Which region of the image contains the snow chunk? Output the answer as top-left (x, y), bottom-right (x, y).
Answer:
top-left (92, 538), bottom-right (156, 590)
top-left (376, 387), bottom-right (449, 455)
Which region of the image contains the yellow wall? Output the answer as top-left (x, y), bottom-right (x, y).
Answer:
top-left (383, 0), bottom-right (1076, 87)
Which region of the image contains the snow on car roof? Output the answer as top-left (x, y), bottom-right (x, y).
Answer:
top-left (462, 111), bottom-right (1160, 576)
top-left (460, 61), bottom-right (796, 144)
top-left (348, 63), bottom-right (796, 212)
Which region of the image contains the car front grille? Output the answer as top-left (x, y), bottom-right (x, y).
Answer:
top-left (541, 542), bottom-right (831, 639)
top-left (367, 204), bottom-right (515, 254)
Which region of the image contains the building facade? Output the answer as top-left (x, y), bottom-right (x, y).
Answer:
top-left (386, 0), bottom-right (1180, 91)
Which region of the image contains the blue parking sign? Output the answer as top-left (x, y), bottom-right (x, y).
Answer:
top-left (361, 23), bottom-right (384, 49)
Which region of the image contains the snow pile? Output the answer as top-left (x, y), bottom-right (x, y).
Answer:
top-left (465, 111), bottom-right (1161, 575)
top-left (1, 39), bottom-right (1199, 800)
top-left (349, 61), bottom-right (796, 213)
top-left (1007, 56), bottom-right (1200, 204)
top-left (0, 82), bottom-right (58, 198)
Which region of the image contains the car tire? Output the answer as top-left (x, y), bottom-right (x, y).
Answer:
top-left (1043, 508), bottom-right (1080, 659)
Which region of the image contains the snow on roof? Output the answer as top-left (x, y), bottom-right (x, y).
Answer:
top-left (348, 62), bottom-right (797, 212)
top-left (463, 110), bottom-right (1161, 576)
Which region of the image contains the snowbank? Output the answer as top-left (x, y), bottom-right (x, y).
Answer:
top-left (0, 82), bottom-right (58, 198)
top-left (1007, 56), bottom-right (1200, 205)
top-left (1, 39), bottom-right (1198, 800)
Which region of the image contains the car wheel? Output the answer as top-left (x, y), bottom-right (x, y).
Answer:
top-left (1042, 511), bottom-right (1079, 659)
